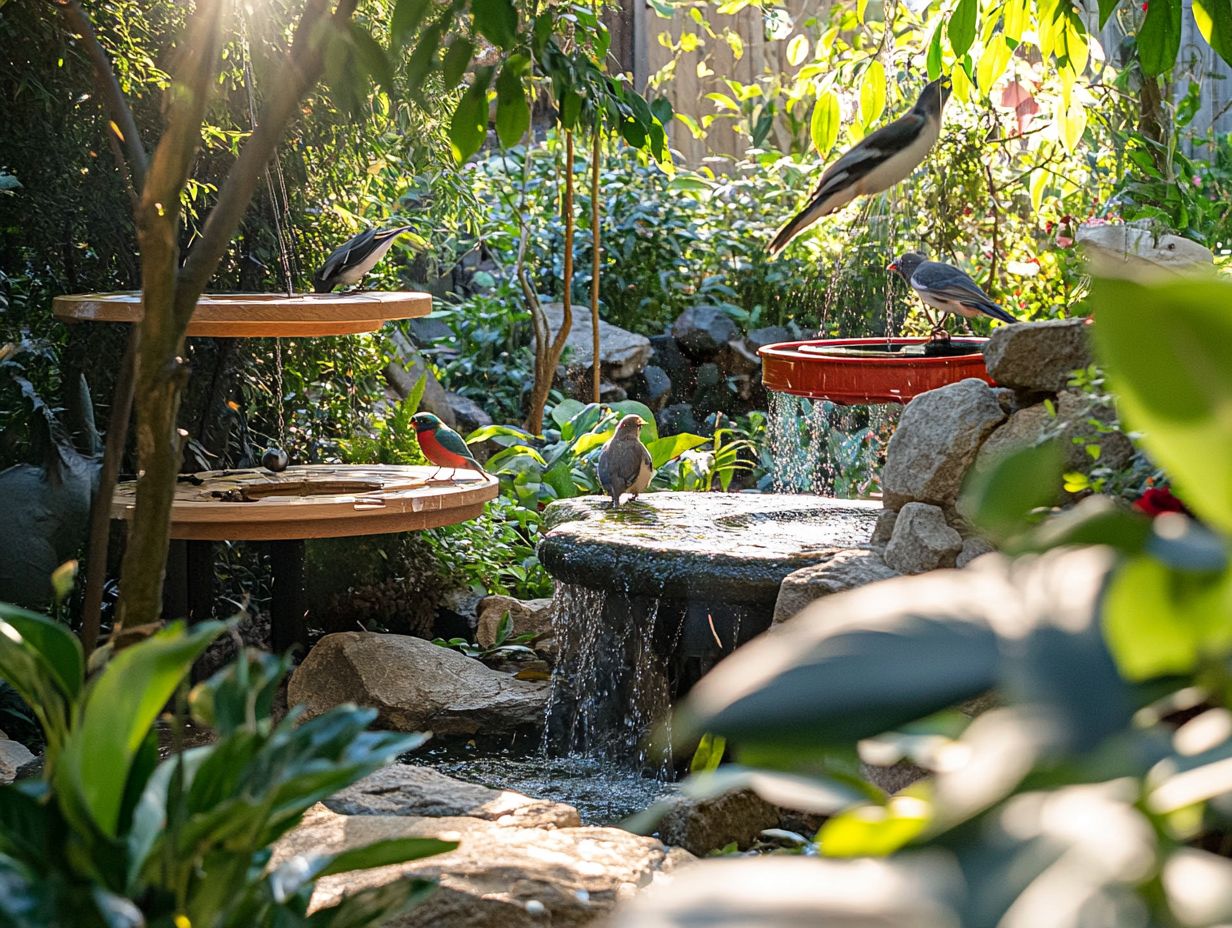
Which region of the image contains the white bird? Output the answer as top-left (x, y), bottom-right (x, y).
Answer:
top-left (768, 78), bottom-right (951, 256)
top-left (312, 225), bottom-right (412, 292)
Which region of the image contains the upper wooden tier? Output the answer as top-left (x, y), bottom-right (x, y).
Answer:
top-left (53, 290), bottom-right (431, 337)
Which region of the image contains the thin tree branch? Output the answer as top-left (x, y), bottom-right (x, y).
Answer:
top-left (589, 124), bottom-right (601, 404)
top-left (176, 0), bottom-right (358, 316)
top-left (50, 0), bottom-right (148, 192)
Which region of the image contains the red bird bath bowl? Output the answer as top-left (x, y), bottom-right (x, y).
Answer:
top-left (758, 336), bottom-right (996, 405)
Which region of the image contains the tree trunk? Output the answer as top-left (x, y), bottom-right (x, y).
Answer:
top-left (589, 126), bottom-right (601, 404)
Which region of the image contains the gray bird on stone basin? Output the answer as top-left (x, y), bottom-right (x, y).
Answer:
top-left (596, 415), bottom-right (654, 510)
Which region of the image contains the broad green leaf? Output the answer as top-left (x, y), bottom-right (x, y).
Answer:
top-left (56, 621), bottom-right (225, 837)
top-left (1002, 0), bottom-right (1030, 42)
top-left (572, 429), bottom-right (615, 456)
top-left (786, 34), bottom-right (809, 66)
top-left (1056, 94), bottom-right (1087, 152)
top-left (449, 68), bottom-right (493, 164)
top-left (306, 877), bottom-right (437, 927)
top-left (819, 795), bottom-right (931, 857)
top-left (689, 733), bottom-right (727, 773)
top-left (646, 433), bottom-right (709, 470)
top-left (472, 0), bottom-right (518, 50)
top-left (948, 0), bottom-right (978, 57)
top-left (1194, 0), bottom-right (1232, 69)
top-left (1102, 555), bottom-right (1232, 680)
top-left (976, 34), bottom-right (1012, 91)
top-left (442, 38), bottom-right (474, 88)
top-left (317, 837), bottom-right (457, 877)
top-left (609, 401), bottom-right (660, 441)
top-left (950, 57), bottom-right (974, 103)
top-left (810, 88), bottom-right (840, 159)
top-left (859, 60), bottom-right (887, 127)
top-left (465, 423), bottom-right (534, 445)
top-left (550, 399), bottom-right (588, 429)
top-left (960, 442), bottom-right (1063, 544)
top-left (926, 21), bottom-right (945, 79)
top-left (1139, 0), bottom-right (1183, 74)
top-left (391, 0), bottom-right (432, 50)
top-left (1097, 0), bottom-right (1120, 27)
top-left (1090, 276), bottom-right (1232, 535)
top-left (405, 21), bottom-right (443, 90)
top-left (349, 23), bottom-right (395, 95)
top-left (0, 602), bottom-right (83, 702)
top-left (494, 55), bottom-right (530, 147)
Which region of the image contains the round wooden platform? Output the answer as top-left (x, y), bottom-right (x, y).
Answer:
top-left (53, 291), bottom-right (431, 337)
top-left (111, 465), bottom-right (498, 541)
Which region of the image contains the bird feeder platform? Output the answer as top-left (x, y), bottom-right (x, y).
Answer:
top-left (53, 290), bottom-right (431, 337)
top-left (759, 336), bottom-right (995, 405)
top-left (111, 464), bottom-right (498, 541)
top-left (112, 465), bottom-right (498, 654)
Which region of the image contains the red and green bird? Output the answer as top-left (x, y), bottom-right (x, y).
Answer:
top-left (411, 412), bottom-right (484, 478)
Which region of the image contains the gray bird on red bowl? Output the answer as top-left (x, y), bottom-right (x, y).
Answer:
top-left (888, 251), bottom-right (1017, 342)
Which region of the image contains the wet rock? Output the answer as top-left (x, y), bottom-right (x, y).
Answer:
top-left (983, 318), bottom-right (1093, 394)
top-left (672, 306), bottom-right (740, 358)
top-left (1055, 390), bottom-right (1136, 471)
top-left (408, 315), bottom-right (454, 346)
top-left (288, 633), bottom-right (548, 736)
top-left (956, 536), bottom-right (996, 568)
top-left (629, 364), bottom-right (672, 411)
top-left (277, 805), bottom-right (693, 927)
top-left (883, 503), bottom-right (963, 574)
top-left (657, 403), bottom-right (698, 437)
top-left (476, 595), bottom-right (554, 649)
top-left (544, 304), bottom-right (652, 380)
top-left (881, 378), bottom-right (1006, 509)
top-left (540, 493), bottom-right (880, 605)
top-left (445, 392), bottom-right (493, 435)
top-left (746, 325), bottom-right (792, 350)
top-left (719, 339), bottom-right (761, 377)
top-left (773, 549), bottom-right (899, 624)
top-left (326, 765), bottom-right (580, 828)
top-left (599, 380), bottom-right (628, 403)
top-left (649, 335), bottom-right (695, 395)
top-left (870, 509), bottom-right (898, 546)
top-left (656, 789), bottom-right (781, 856)
top-left (0, 739), bottom-right (35, 785)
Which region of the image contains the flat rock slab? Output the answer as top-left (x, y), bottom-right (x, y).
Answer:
top-left (539, 493), bottom-right (879, 604)
top-left (325, 765), bottom-right (580, 829)
top-left (544, 305), bottom-right (652, 380)
top-left (277, 805), bottom-right (692, 927)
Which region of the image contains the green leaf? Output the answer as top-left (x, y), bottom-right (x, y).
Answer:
top-left (449, 68), bottom-right (493, 164)
top-left (391, 0), bottom-right (432, 51)
top-left (1090, 276), bottom-right (1232, 535)
top-left (494, 55), bottom-right (531, 147)
top-left (349, 23), bottom-right (395, 95)
top-left (0, 603), bottom-right (83, 702)
top-left (306, 877), bottom-right (437, 927)
top-left (442, 38), bottom-right (475, 88)
top-left (1194, 0), bottom-right (1232, 68)
top-left (960, 442), bottom-right (1063, 544)
top-left (472, 0), bottom-right (518, 50)
top-left (609, 401), bottom-right (660, 441)
top-left (317, 837), bottom-right (457, 877)
top-left (948, 0), bottom-right (978, 57)
top-left (926, 21), bottom-right (945, 79)
top-left (689, 733), bottom-right (727, 773)
top-left (405, 21), bottom-right (443, 91)
top-left (1138, 0), bottom-right (1183, 74)
top-left (1097, 0), bottom-right (1121, 27)
top-left (809, 89), bottom-right (840, 159)
top-left (646, 433), bottom-right (709, 470)
top-left (786, 33), bottom-right (810, 66)
top-left (858, 60), bottom-right (886, 127)
top-left (1102, 555), bottom-right (1232, 680)
top-left (819, 795), bottom-right (931, 856)
top-left (55, 621), bottom-right (225, 837)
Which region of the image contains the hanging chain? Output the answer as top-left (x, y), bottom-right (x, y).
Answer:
top-left (274, 338), bottom-right (287, 447)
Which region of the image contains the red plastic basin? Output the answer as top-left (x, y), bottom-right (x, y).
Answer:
top-left (758, 337), bottom-right (995, 405)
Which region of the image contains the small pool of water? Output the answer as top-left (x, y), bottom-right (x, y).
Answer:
top-left (402, 742), bottom-right (676, 826)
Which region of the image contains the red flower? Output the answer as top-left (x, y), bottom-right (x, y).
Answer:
top-left (1133, 487), bottom-right (1191, 517)
top-left (1141, 2), bottom-right (1148, 9)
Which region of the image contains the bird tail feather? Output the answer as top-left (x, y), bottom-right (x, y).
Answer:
top-left (767, 193), bottom-right (840, 256)
top-left (978, 301), bottom-right (1017, 324)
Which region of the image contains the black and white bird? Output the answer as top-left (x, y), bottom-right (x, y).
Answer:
top-left (312, 225), bottom-right (412, 293)
top-left (596, 415), bottom-right (654, 509)
top-left (888, 252), bottom-right (1017, 339)
top-left (768, 78), bottom-right (951, 256)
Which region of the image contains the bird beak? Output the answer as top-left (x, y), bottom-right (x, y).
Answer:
top-left (887, 261), bottom-right (898, 272)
